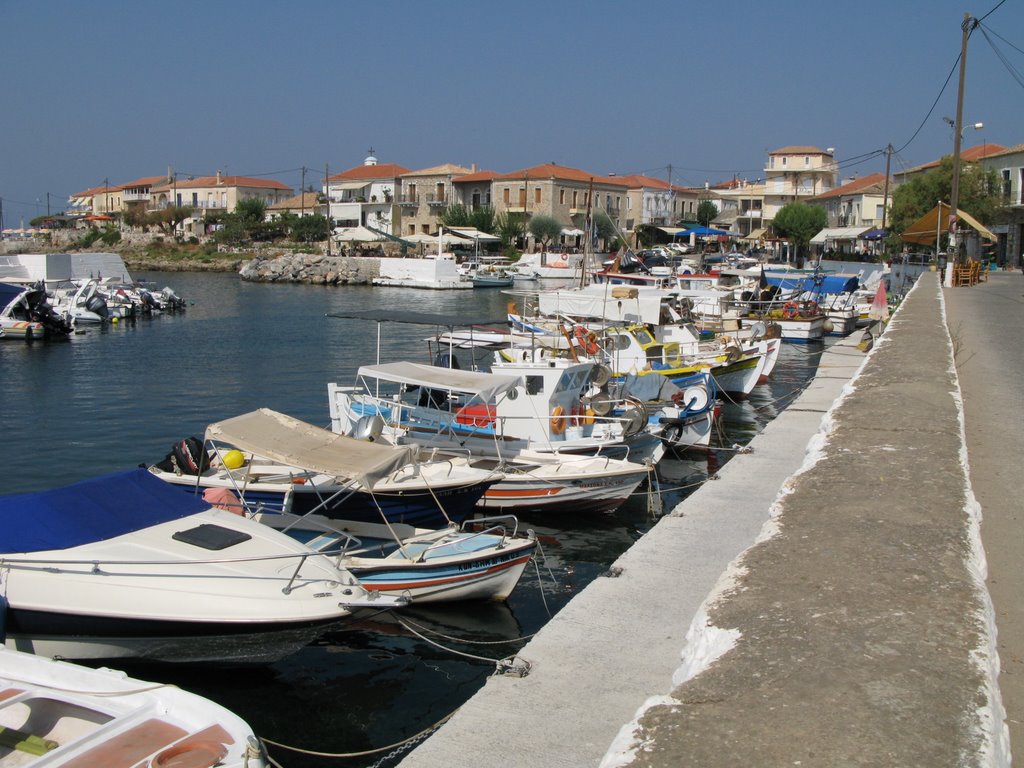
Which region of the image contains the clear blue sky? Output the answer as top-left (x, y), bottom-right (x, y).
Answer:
top-left (2, 0), bottom-right (1022, 225)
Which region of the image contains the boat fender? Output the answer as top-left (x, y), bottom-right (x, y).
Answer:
top-left (662, 423), bottom-right (683, 445)
top-left (550, 406), bottom-right (566, 435)
top-left (584, 407), bottom-right (596, 425)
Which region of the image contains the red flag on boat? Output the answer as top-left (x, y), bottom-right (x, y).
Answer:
top-left (868, 280), bottom-right (889, 322)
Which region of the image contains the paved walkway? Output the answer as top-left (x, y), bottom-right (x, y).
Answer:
top-left (945, 270), bottom-right (1024, 760)
top-left (399, 272), bottom-right (1011, 768)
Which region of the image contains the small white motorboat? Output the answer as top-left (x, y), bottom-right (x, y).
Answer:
top-left (0, 646), bottom-right (267, 767)
top-left (0, 468), bottom-right (403, 664)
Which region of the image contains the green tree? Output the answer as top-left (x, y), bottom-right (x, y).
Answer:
top-left (439, 204), bottom-right (472, 227)
top-left (772, 203), bottom-right (827, 268)
top-left (495, 211), bottom-right (526, 255)
top-left (528, 214), bottom-right (562, 251)
top-left (288, 214), bottom-right (329, 243)
top-left (696, 200), bottom-right (719, 227)
top-left (592, 211), bottom-right (617, 247)
top-left (887, 156), bottom-right (1003, 246)
top-left (146, 205), bottom-right (194, 235)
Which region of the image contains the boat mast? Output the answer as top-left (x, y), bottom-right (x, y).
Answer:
top-left (580, 177), bottom-right (594, 289)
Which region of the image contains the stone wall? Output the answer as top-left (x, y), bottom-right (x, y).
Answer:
top-left (238, 253), bottom-right (381, 284)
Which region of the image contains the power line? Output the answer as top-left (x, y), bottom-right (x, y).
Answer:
top-left (978, 23), bottom-right (1024, 90)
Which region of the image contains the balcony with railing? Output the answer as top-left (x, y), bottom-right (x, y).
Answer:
top-left (397, 194), bottom-right (419, 207)
top-left (122, 191), bottom-right (152, 202)
top-left (426, 193), bottom-right (449, 207)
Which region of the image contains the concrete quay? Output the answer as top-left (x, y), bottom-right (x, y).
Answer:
top-left (399, 271), bottom-right (1015, 768)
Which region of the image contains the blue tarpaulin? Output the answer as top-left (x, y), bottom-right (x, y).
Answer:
top-left (676, 226), bottom-right (740, 237)
top-left (0, 468), bottom-right (210, 554)
top-left (764, 273), bottom-right (859, 294)
top-left (860, 228), bottom-right (887, 241)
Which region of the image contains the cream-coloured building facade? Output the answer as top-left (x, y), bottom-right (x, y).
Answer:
top-left (763, 146), bottom-right (838, 219)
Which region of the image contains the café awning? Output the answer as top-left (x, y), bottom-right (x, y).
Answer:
top-left (810, 226), bottom-right (871, 245)
top-left (900, 202), bottom-right (995, 245)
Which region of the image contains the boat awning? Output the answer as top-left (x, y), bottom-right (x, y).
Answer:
top-left (0, 469), bottom-right (211, 554)
top-left (810, 226), bottom-right (871, 244)
top-left (328, 309), bottom-right (507, 327)
top-left (356, 361), bottom-right (522, 401)
top-left (205, 408), bottom-right (414, 487)
top-left (900, 201), bottom-right (996, 244)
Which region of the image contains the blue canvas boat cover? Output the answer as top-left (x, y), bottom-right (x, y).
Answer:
top-left (0, 468), bottom-right (210, 554)
top-left (765, 273), bottom-right (859, 294)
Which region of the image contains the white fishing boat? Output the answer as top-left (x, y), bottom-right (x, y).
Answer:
top-left (328, 360), bottom-right (661, 463)
top-left (149, 408), bottom-right (536, 604)
top-left (0, 646), bottom-right (267, 767)
top-left (511, 252), bottom-right (584, 281)
top-left (0, 468), bottom-right (402, 664)
top-left (250, 509), bottom-right (537, 603)
top-left (150, 409), bottom-right (500, 528)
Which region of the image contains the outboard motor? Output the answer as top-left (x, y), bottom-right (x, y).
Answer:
top-left (26, 289), bottom-right (73, 338)
top-left (85, 294), bottom-right (110, 320)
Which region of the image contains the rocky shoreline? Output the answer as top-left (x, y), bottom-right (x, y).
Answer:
top-left (123, 252), bottom-right (383, 284)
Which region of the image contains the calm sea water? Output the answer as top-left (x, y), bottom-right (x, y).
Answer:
top-left (0, 271), bottom-right (824, 767)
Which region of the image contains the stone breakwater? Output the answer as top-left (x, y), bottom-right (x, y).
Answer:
top-left (238, 253), bottom-right (381, 284)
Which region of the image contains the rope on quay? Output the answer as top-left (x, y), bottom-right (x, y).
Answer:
top-left (259, 706), bottom-right (461, 764)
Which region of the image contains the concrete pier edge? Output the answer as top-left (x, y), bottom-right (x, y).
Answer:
top-left (398, 272), bottom-right (1008, 768)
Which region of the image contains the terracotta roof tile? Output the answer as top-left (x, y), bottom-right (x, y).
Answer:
top-left (493, 163), bottom-right (629, 187)
top-left (452, 170), bottom-right (501, 183)
top-left (810, 172), bottom-right (888, 200)
top-left (328, 163), bottom-right (410, 181)
top-left (268, 192), bottom-right (323, 210)
top-left (769, 146), bottom-right (832, 155)
top-left (402, 163), bottom-right (474, 177)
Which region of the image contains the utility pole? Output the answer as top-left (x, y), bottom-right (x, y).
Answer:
top-left (325, 163), bottom-right (331, 257)
top-left (947, 11), bottom-right (975, 287)
top-left (881, 144), bottom-right (893, 232)
top-left (300, 167), bottom-right (306, 219)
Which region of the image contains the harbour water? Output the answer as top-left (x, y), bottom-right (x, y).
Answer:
top-left (0, 270), bottom-right (826, 767)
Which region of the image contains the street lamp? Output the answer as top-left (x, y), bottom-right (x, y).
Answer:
top-left (943, 116), bottom-right (984, 137)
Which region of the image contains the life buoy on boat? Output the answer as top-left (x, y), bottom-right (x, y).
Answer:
top-left (801, 300), bottom-right (819, 317)
top-left (573, 325), bottom-right (600, 355)
top-left (550, 405), bottom-right (567, 435)
top-left (782, 301), bottom-right (800, 319)
top-left (570, 403), bottom-right (585, 427)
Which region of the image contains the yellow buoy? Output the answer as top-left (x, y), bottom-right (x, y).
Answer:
top-left (223, 450), bottom-right (245, 469)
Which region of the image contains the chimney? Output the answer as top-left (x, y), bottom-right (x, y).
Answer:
top-left (216, 170), bottom-right (222, 185)
top-left (471, 163), bottom-right (477, 173)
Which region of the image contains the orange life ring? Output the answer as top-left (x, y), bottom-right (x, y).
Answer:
top-left (782, 301), bottom-right (800, 319)
top-left (550, 405), bottom-right (566, 435)
top-left (573, 325), bottom-right (600, 355)
top-left (801, 300), bottom-right (819, 317)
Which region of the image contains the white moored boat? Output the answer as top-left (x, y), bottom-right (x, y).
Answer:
top-left (0, 646), bottom-right (267, 767)
top-left (0, 469), bottom-right (403, 664)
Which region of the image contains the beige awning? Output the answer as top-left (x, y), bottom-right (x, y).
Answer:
top-left (205, 408), bottom-right (415, 488)
top-left (742, 227), bottom-right (768, 241)
top-left (901, 202), bottom-right (996, 244)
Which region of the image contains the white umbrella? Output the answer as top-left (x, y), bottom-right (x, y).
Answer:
top-left (403, 232), bottom-right (471, 246)
top-left (335, 226), bottom-right (385, 242)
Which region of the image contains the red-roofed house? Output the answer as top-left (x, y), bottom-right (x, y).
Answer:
top-left (148, 171), bottom-right (293, 236)
top-left (808, 173), bottom-right (890, 229)
top-left (324, 152), bottom-right (409, 234)
top-left (491, 163), bottom-right (629, 246)
top-left (893, 143), bottom-right (1006, 185)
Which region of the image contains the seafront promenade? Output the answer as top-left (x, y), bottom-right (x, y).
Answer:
top-left (400, 270), bottom-right (1018, 767)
